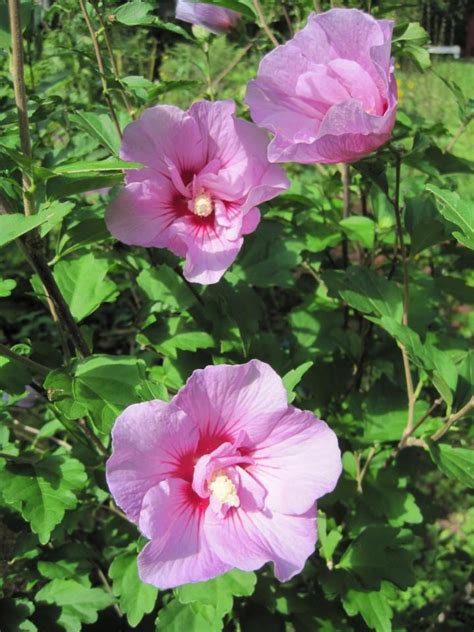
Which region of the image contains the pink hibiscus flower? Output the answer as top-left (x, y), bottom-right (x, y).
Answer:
top-left (106, 360), bottom-right (342, 589)
top-left (105, 101), bottom-right (288, 284)
top-left (175, 0), bottom-right (240, 35)
top-left (246, 9), bottom-right (397, 164)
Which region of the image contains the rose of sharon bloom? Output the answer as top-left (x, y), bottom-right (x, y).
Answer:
top-left (175, 0), bottom-right (240, 35)
top-left (106, 360), bottom-right (342, 589)
top-left (105, 101), bottom-right (288, 284)
top-left (246, 9), bottom-right (397, 164)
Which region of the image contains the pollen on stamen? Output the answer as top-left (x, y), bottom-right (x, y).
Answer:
top-left (209, 470), bottom-right (240, 508)
top-left (192, 192), bottom-right (214, 218)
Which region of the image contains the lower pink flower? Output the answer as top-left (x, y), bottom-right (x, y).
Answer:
top-left (106, 360), bottom-right (342, 589)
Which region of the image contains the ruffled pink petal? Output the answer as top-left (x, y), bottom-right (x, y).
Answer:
top-left (105, 180), bottom-right (182, 248)
top-left (241, 207), bottom-right (261, 235)
top-left (313, 9), bottom-right (386, 63)
top-left (138, 481), bottom-right (231, 589)
top-left (268, 98), bottom-right (396, 164)
top-left (106, 402), bottom-right (198, 523)
top-left (192, 442), bottom-right (252, 498)
top-left (246, 9), bottom-right (396, 165)
top-left (172, 360), bottom-right (290, 446)
top-left (248, 408), bottom-right (342, 515)
top-left (121, 105), bottom-right (205, 176)
top-left (205, 505), bottom-right (317, 581)
top-left (189, 100), bottom-right (242, 167)
top-left (237, 467), bottom-right (267, 511)
top-left (182, 224), bottom-right (243, 284)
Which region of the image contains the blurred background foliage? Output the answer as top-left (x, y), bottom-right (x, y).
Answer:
top-left (0, 0), bottom-right (473, 631)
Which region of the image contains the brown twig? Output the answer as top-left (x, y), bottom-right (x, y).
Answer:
top-left (431, 396), bottom-right (474, 442)
top-left (91, 0), bottom-right (134, 117)
top-left (7, 0), bottom-right (35, 217)
top-left (341, 164), bottom-right (350, 328)
top-left (385, 398), bottom-right (443, 465)
top-left (79, 0), bottom-right (122, 139)
top-left (280, 1), bottom-right (293, 36)
top-left (97, 567), bottom-right (123, 617)
top-left (2, 13), bottom-right (90, 360)
top-left (211, 40), bottom-right (254, 92)
top-left (79, 418), bottom-right (108, 456)
top-left (445, 113), bottom-right (474, 154)
top-left (252, 0), bottom-right (279, 47)
top-left (341, 164), bottom-right (350, 268)
top-left (0, 342), bottom-right (51, 377)
top-left (356, 446), bottom-right (376, 493)
top-left (6, 418), bottom-right (72, 451)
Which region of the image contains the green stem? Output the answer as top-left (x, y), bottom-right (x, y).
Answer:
top-left (392, 154), bottom-right (416, 437)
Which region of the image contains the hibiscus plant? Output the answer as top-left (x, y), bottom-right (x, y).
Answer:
top-left (0, 1), bottom-right (473, 631)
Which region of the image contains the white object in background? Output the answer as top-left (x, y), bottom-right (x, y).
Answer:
top-left (427, 45), bottom-right (461, 59)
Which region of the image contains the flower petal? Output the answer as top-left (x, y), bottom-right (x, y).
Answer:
top-left (105, 180), bottom-right (184, 250)
top-left (106, 402), bottom-right (198, 523)
top-left (249, 408), bottom-right (342, 515)
top-left (206, 505), bottom-right (317, 581)
top-left (121, 105), bottom-right (205, 176)
top-left (172, 360), bottom-right (290, 445)
top-left (138, 480), bottom-right (231, 589)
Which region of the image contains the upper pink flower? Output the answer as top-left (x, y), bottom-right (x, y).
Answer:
top-left (106, 360), bottom-right (342, 589)
top-left (246, 9), bottom-right (397, 164)
top-left (175, 0), bottom-right (240, 34)
top-left (105, 101), bottom-right (288, 284)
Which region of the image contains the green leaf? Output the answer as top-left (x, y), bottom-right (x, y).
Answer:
top-left (37, 559), bottom-right (91, 585)
top-left (38, 201), bottom-right (75, 238)
top-left (0, 278), bottom-right (16, 297)
top-left (0, 2), bottom-right (33, 48)
top-left (151, 17), bottom-right (193, 39)
top-left (324, 267), bottom-right (402, 321)
top-left (0, 213), bottom-right (52, 248)
top-left (0, 598), bottom-right (37, 632)
top-left (109, 551), bottom-right (158, 627)
top-left (318, 512), bottom-right (342, 562)
top-left (199, 0), bottom-right (256, 19)
top-left (137, 265), bottom-right (196, 311)
top-left (0, 454), bottom-right (87, 544)
top-left (393, 22), bottom-right (429, 44)
top-left (342, 584), bottom-right (393, 632)
top-left (427, 442), bottom-right (474, 488)
top-left (46, 172), bottom-right (123, 199)
top-left (69, 111), bottom-right (120, 155)
top-left (53, 254), bottom-right (118, 322)
top-left (230, 222), bottom-right (301, 288)
top-left (113, 1), bottom-right (155, 25)
top-left (175, 570), bottom-right (256, 617)
top-left (405, 194), bottom-right (449, 255)
top-left (139, 317), bottom-right (214, 359)
top-left (338, 526), bottom-right (416, 590)
top-left (73, 355), bottom-right (145, 433)
top-left (427, 185), bottom-right (474, 249)
top-left (282, 361), bottom-right (313, 403)
top-left (35, 579), bottom-right (114, 632)
top-left (155, 599), bottom-right (223, 632)
top-left (340, 216), bottom-right (375, 249)
top-left (53, 159), bottom-right (142, 174)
